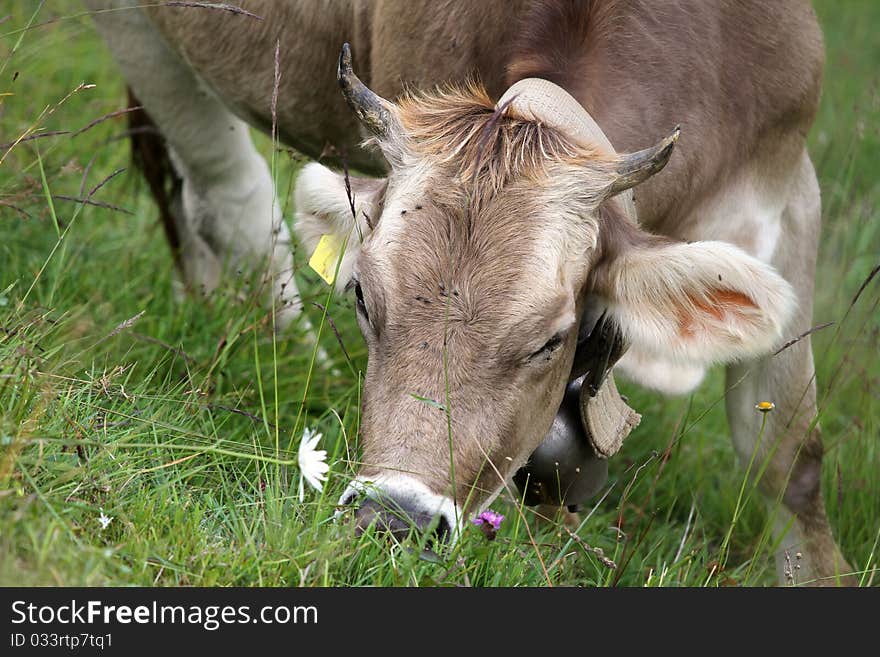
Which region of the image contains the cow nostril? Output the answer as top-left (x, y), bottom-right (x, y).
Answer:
top-left (353, 497), bottom-right (452, 546)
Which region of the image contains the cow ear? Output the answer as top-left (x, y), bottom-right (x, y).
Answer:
top-left (293, 162), bottom-right (384, 290)
top-left (591, 230), bottom-right (796, 368)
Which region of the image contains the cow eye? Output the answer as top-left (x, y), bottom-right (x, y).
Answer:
top-left (529, 332), bottom-right (564, 362)
top-left (354, 281), bottom-right (368, 319)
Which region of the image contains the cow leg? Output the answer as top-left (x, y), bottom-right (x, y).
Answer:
top-left (724, 151), bottom-right (852, 585)
top-left (87, 1), bottom-right (302, 328)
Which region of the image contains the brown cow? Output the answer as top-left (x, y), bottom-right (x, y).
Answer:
top-left (86, 0), bottom-right (851, 584)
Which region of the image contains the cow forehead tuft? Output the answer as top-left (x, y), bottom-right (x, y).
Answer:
top-left (394, 81), bottom-right (614, 196)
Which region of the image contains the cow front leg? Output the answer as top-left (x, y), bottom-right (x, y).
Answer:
top-left (726, 344), bottom-right (852, 585)
top-left (88, 1), bottom-right (302, 328)
top-left (724, 152), bottom-right (852, 585)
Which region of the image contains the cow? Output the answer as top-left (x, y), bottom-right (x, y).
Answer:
top-left (85, 0), bottom-right (852, 584)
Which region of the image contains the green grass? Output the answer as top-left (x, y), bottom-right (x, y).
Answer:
top-left (1, 2), bottom-right (878, 587)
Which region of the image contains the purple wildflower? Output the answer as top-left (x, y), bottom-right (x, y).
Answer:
top-left (473, 509), bottom-right (504, 531)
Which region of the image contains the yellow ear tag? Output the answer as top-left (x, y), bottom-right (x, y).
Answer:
top-left (308, 233), bottom-right (344, 285)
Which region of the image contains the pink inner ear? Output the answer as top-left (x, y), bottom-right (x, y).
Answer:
top-left (677, 288), bottom-right (759, 338)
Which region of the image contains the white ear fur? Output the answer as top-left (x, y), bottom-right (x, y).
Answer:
top-left (602, 240), bottom-right (796, 367)
top-left (615, 347), bottom-right (707, 395)
top-left (293, 162), bottom-right (379, 290)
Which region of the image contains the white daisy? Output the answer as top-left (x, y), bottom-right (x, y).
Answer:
top-left (298, 427), bottom-right (329, 502)
top-left (98, 509), bottom-right (113, 530)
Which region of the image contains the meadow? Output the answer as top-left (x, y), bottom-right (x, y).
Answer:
top-left (1, 1), bottom-right (877, 586)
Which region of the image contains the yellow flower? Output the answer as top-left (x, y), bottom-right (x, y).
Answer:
top-left (755, 401), bottom-right (775, 413)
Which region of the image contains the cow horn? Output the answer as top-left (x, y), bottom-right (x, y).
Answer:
top-left (338, 42), bottom-right (398, 139)
top-left (607, 125), bottom-right (680, 196)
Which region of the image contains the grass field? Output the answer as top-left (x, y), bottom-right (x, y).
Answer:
top-left (1, 2), bottom-right (877, 587)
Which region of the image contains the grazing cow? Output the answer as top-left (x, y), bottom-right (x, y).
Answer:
top-left (86, 0), bottom-right (852, 584)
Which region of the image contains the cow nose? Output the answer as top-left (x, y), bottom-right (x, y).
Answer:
top-left (354, 497), bottom-right (453, 545)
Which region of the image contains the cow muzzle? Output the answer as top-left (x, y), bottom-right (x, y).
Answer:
top-left (337, 475), bottom-right (460, 546)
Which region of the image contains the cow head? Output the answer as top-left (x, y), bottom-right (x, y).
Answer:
top-left (293, 45), bottom-right (795, 543)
